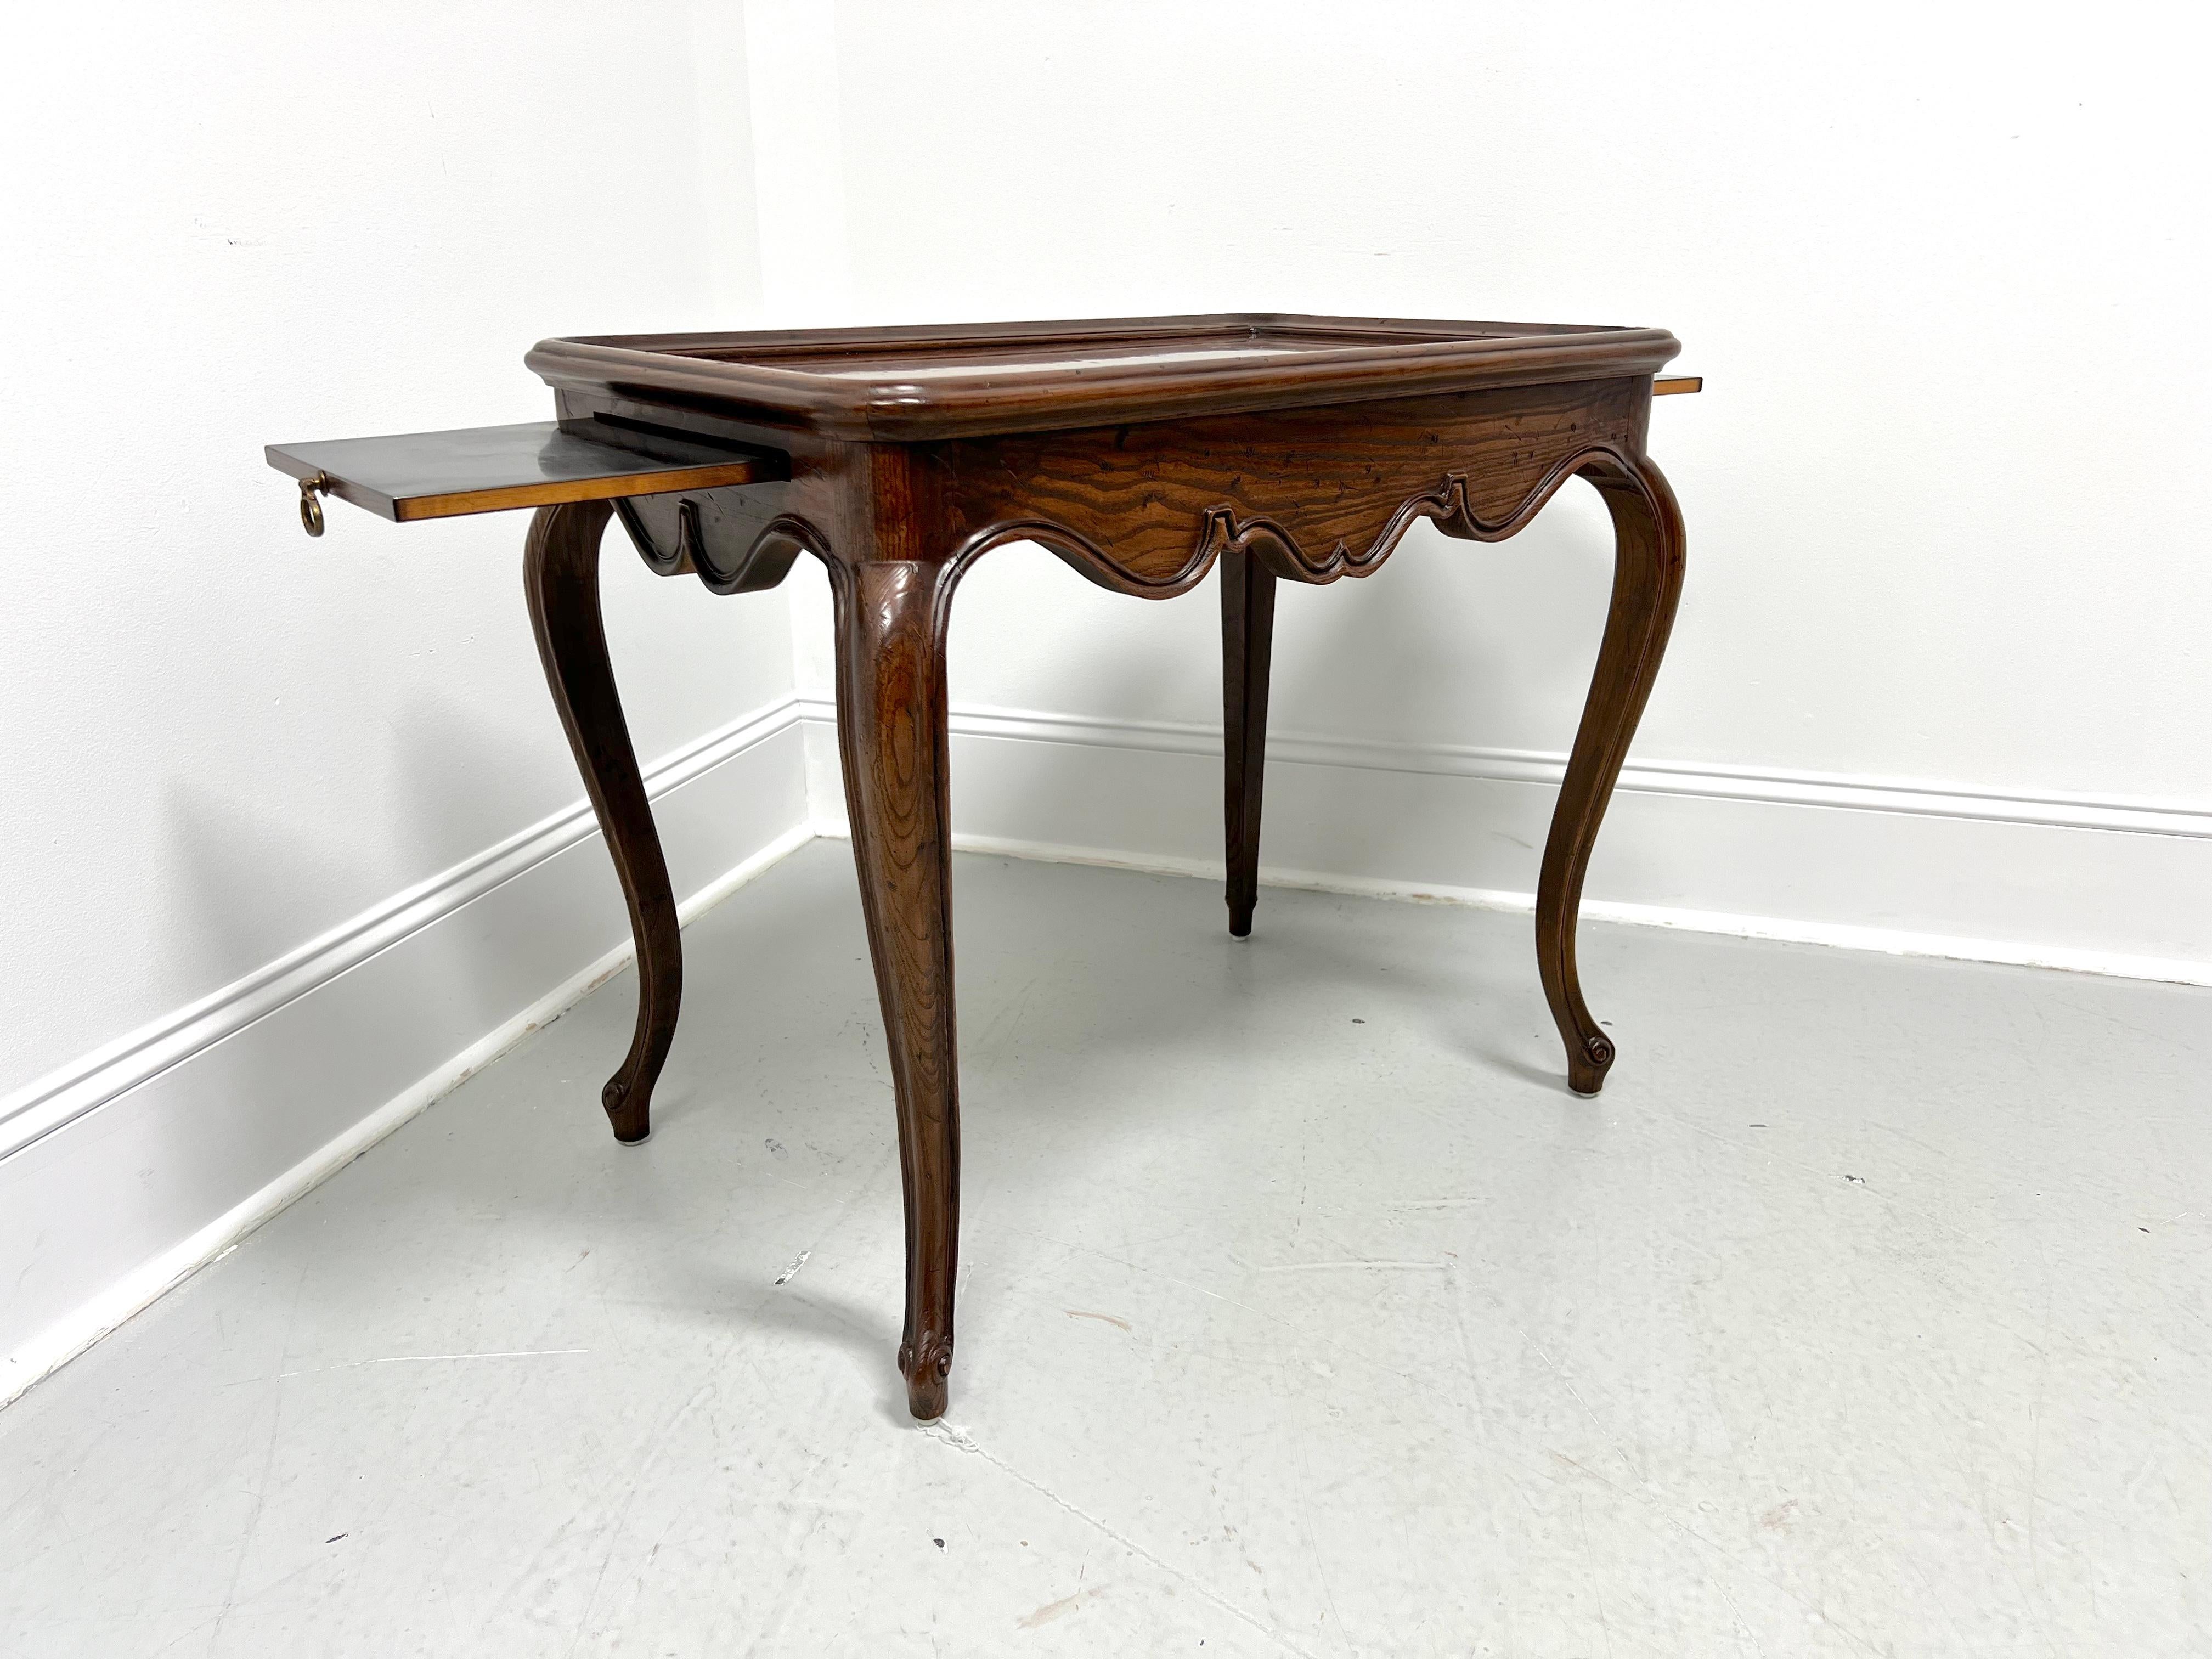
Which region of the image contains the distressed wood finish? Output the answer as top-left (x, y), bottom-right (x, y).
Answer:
top-left (522, 499), bottom-right (682, 1144)
top-left (287, 313), bottom-right (1695, 1421)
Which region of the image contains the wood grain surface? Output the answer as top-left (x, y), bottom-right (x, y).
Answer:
top-left (829, 550), bottom-right (964, 1420)
top-left (528, 312), bottom-right (1679, 440)
top-left (522, 500), bottom-right (683, 1145)
top-left (496, 317), bottom-right (1691, 1417)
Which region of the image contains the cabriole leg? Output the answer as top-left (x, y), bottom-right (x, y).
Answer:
top-left (830, 558), bottom-right (963, 1420)
top-left (1221, 545), bottom-right (1277, 938)
top-left (1535, 456), bottom-right (1687, 1095)
top-left (523, 499), bottom-right (682, 1144)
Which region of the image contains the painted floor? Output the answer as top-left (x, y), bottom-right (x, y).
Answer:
top-left (2, 840), bottom-right (2207, 1656)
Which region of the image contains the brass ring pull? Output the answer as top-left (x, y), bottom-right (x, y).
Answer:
top-left (298, 472), bottom-right (330, 538)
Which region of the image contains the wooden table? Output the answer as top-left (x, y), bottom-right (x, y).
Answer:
top-left (269, 314), bottom-right (1696, 1419)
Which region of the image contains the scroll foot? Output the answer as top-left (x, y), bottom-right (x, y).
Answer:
top-left (1535, 455), bottom-right (1686, 1096)
top-left (831, 557), bottom-right (964, 1421)
top-left (524, 499), bottom-right (684, 1144)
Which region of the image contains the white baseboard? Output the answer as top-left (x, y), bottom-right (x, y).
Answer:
top-left (799, 696), bottom-right (2212, 986)
top-left (13, 686), bottom-right (2205, 1408)
top-left (934, 830), bottom-right (2212, 989)
top-left (0, 701), bottom-right (811, 1408)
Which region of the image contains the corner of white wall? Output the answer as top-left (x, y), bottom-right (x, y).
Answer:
top-left (1, 706), bottom-right (813, 1410)
top-left (18, 0), bottom-right (2210, 1421)
top-left (0, 3), bottom-right (820, 1410)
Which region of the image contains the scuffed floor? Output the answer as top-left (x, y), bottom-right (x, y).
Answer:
top-left (3, 840), bottom-right (2207, 1655)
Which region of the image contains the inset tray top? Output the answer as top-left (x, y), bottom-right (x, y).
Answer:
top-left (527, 312), bottom-right (1684, 441)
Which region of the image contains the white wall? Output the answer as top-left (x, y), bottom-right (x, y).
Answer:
top-left (770, 0), bottom-right (2212, 975)
top-left (0, 2), bottom-right (805, 1397)
top-left (9, 0), bottom-right (2210, 1401)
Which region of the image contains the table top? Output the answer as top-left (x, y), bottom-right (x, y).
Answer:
top-left (527, 313), bottom-right (1682, 442)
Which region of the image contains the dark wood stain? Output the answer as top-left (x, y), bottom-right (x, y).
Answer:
top-left (297, 314), bottom-right (1692, 1420)
top-left (1220, 546), bottom-right (1276, 938)
top-left (521, 499), bottom-right (681, 1146)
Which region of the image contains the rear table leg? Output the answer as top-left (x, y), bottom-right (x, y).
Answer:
top-left (1221, 545), bottom-right (1278, 938)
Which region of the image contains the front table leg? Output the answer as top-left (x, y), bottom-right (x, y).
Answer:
top-left (831, 558), bottom-right (963, 1420)
top-left (523, 499), bottom-right (683, 1144)
top-left (1535, 456), bottom-right (1687, 1095)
